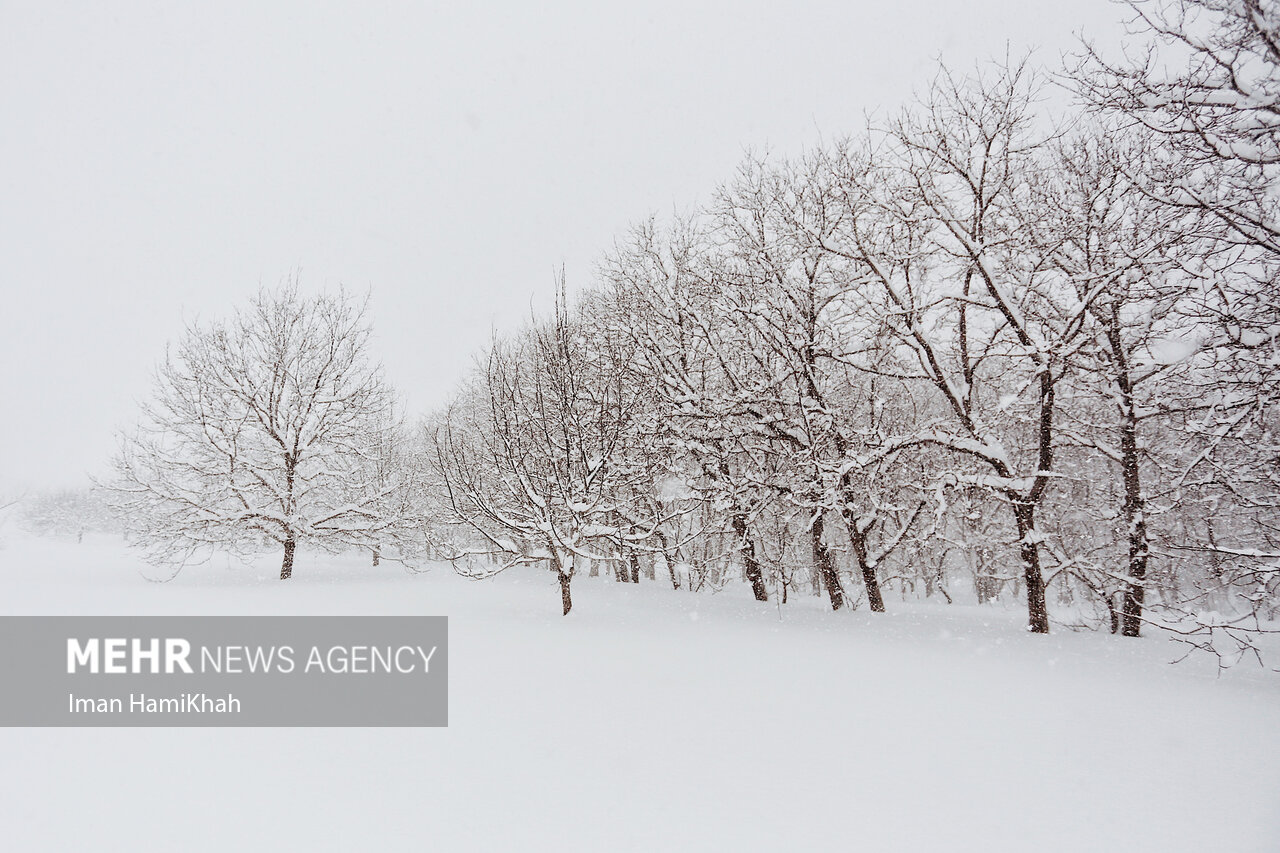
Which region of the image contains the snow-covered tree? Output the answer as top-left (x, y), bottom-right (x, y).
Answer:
top-left (413, 30), bottom-right (1278, 652)
top-left (104, 284), bottom-right (405, 579)
top-left (1076, 0), bottom-right (1280, 255)
top-left (1073, 3), bottom-right (1280, 649)
top-left (804, 62), bottom-right (1080, 632)
top-left (431, 287), bottom-right (667, 614)
top-left (601, 216), bottom-right (791, 602)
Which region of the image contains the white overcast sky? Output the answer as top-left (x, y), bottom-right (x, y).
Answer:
top-left (1, 0), bottom-right (1127, 491)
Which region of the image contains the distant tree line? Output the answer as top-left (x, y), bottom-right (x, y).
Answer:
top-left (19, 489), bottom-right (118, 542)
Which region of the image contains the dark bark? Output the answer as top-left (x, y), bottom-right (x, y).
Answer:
top-left (280, 534), bottom-right (296, 581)
top-left (846, 522), bottom-right (886, 613)
top-left (1018, 367), bottom-right (1055, 635)
top-left (1107, 315), bottom-right (1149, 638)
top-left (628, 552), bottom-right (641, 584)
top-left (282, 453), bottom-right (297, 581)
top-left (1119, 425), bottom-right (1149, 637)
top-left (558, 571), bottom-right (573, 615)
top-left (837, 476), bottom-right (887, 612)
top-left (731, 513), bottom-right (769, 602)
top-left (811, 512), bottom-right (844, 610)
top-left (656, 531), bottom-right (681, 590)
top-left (372, 547), bottom-right (380, 567)
top-left (962, 225), bottom-right (1059, 635)
top-left (796, 327), bottom-right (857, 611)
top-left (1012, 502), bottom-right (1050, 634)
top-left (997, 366), bottom-right (1056, 634)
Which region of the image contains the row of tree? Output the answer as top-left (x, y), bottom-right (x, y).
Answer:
top-left (100, 1), bottom-right (1277, 661)
top-left (425, 1), bottom-right (1279, 651)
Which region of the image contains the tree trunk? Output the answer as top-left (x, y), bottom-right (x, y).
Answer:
top-left (280, 534), bottom-right (296, 580)
top-left (372, 547), bottom-right (380, 567)
top-left (839, 480), bottom-right (886, 612)
top-left (847, 523), bottom-right (886, 613)
top-left (731, 513), bottom-right (768, 602)
top-left (656, 531), bottom-right (681, 590)
top-left (628, 552), bottom-right (641, 584)
top-left (1012, 502), bottom-right (1049, 633)
top-left (1119, 502), bottom-right (1149, 639)
top-left (282, 455), bottom-right (297, 581)
top-left (1110, 318), bottom-right (1149, 638)
top-left (558, 571), bottom-right (573, 615)
top-left (811, 512), bottom-right (844, 610)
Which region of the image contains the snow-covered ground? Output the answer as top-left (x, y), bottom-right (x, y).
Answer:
top-left (1, 533), bottom-right (1277, 852)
